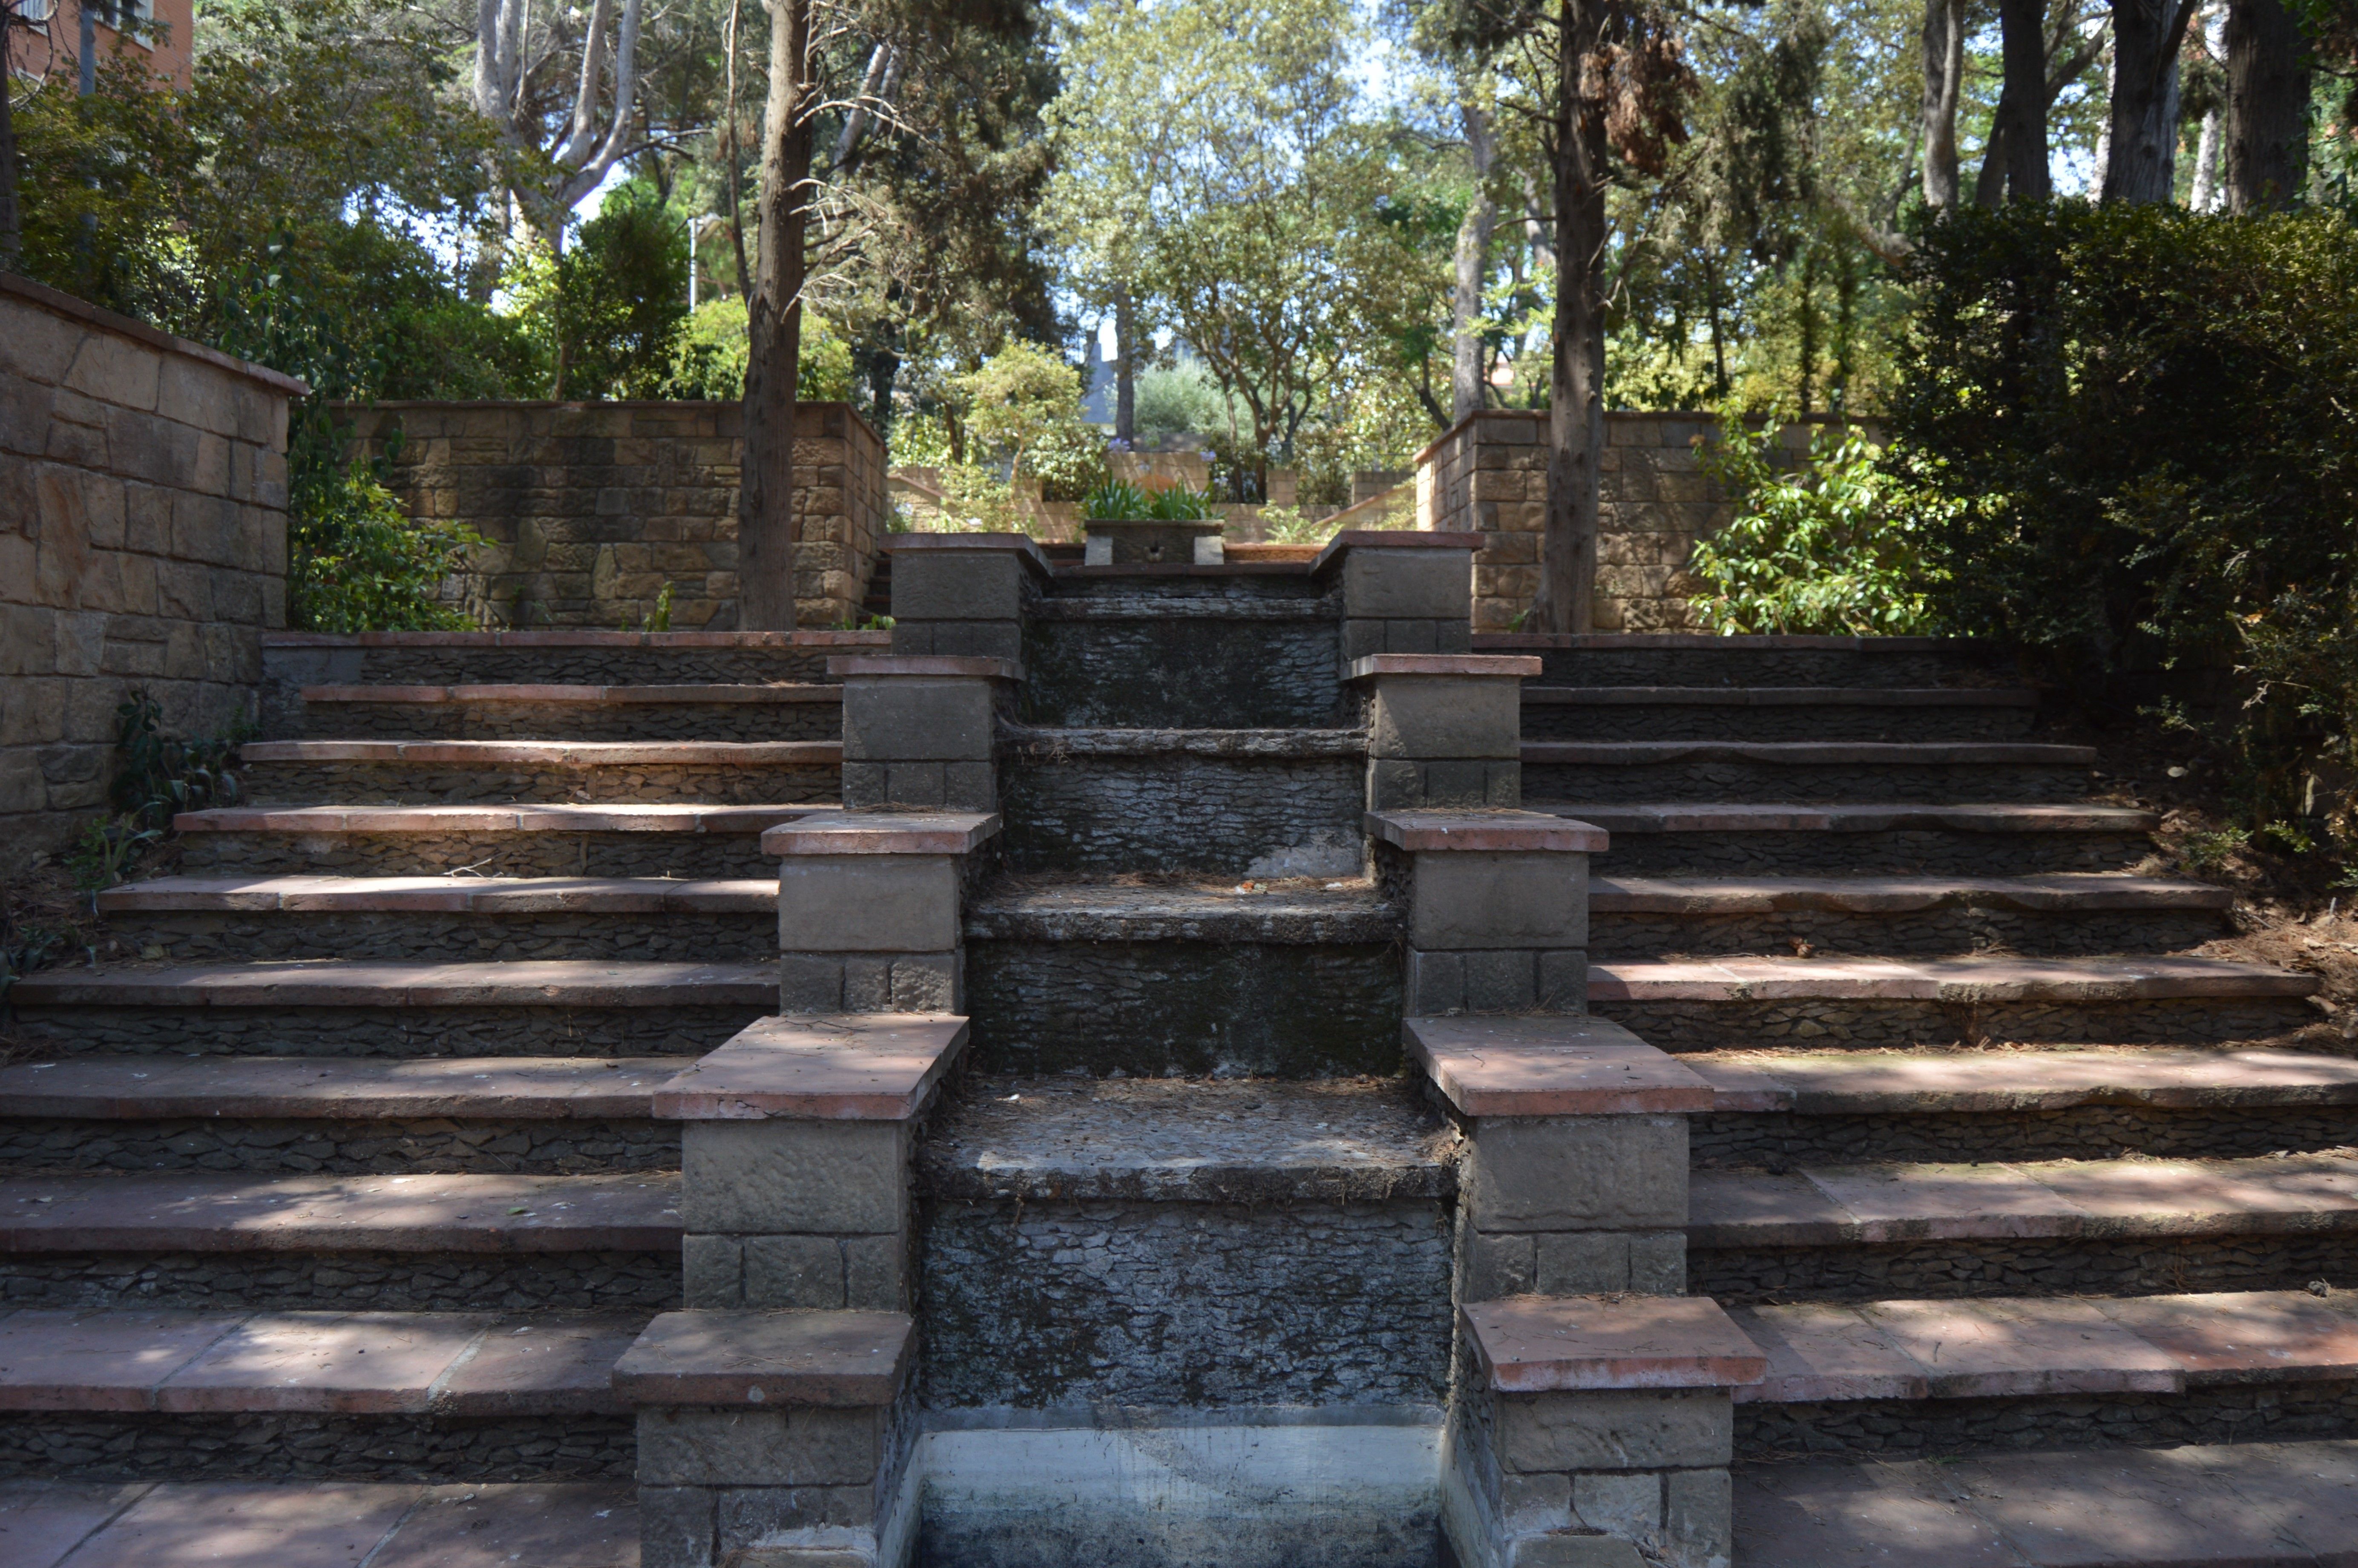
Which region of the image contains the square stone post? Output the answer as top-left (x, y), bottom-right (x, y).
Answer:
top-left (1311, 529), bottom-right (1482, 663)
top-left (1368, 809), bottom-right (1603, 1015)
top-left (1351, 654), bottom-right (1539, 811)
top-left (617, 1308), bottom-right (920, 1568)
top-left (832, 656), bottom-right (1017, 812)
top-left (882, 533), bottom-right (1051, 662)
top-left (764, 811), bottom-right (1001, 1015)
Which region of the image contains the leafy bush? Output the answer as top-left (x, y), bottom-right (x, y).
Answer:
top-left (660, 298), bottom-right (856, 402)
top-left (109, 690), bottom-right (247, 831)
top-left (1081, 480), bottom-right (1155, 519)
top-left (289, 424), bottom-right (484, 632)
top-left (1144, 483), bottom-right (1221, 521)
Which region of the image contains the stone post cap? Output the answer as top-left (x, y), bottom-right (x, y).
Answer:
top-left (826, 655), bottom-right (1024, 681)
top-left (1406, 1016), bottom-right (1714, 1117)
top-left (1365, 810), bottom-right (1609, 854)
top-left (881, 532), bottom-right (1055, 576)
top-left (1347, 655), bottom-right (1543, 682)
top-left (1466, 1296), bottom-right (1767, 1394)
top-left (761, 811), bottom-right (1002, 857)
top-left (613, 1309), bottom-right (912, 1407)
top-left (1309, 529), bottom-right (1484, 575)
top-left (654, 1014), bottom-right (970, 1122)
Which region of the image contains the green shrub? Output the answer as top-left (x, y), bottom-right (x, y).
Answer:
top-left (1081, 480), bottom-right (1155, 520)
top-left (289, 429), bottom-right (483, 632)
top-left (660, 298), bottom-right (856, 402)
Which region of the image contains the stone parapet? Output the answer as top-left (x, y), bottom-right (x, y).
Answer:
top-left (1369, 809), bottom-right (1602, 1015)
top-left (829, 658), bottom-right (1021, 813)
top-left (1313, 529), bottom-right (1480, 665)
top-left (880, 533), bottom-right (1052, 662)
top-left (766, 810), bottom-right (1001, 1014)
top-left (1350, 655), bottom-right (1540, 811)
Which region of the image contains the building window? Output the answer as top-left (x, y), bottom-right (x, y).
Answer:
top-left (19, 0), bottom-right (55, 23)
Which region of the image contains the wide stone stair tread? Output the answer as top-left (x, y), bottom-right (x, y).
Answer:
top-left (1590, 873), bottom-right (2230, 914)
top-left (0, 1169), bottom-right (681, 1252)
top-left (998, 724), bottom-right (1366, 757)
top-left (266, 629), bottom-right (854, 652)
top-left (1590, 953), bottom-right (2318, 1002)
top-left (916, 1075), bottom-right (1455, 1203)
top-left (96, 875), bottom-right (777, 915)
top-left (963, 875), bottom-right (1397, 943)
top-left (1531, 800), bottom-right (2161, 834)
top-left (173, 803), bottom-right (817, 834)
top-left (1734, 1438), bottom-right (2358, 1567)
top-left (11, 958), bottom-right (779, 1009)
top-left (0, 1054), bottom-right (678, 1119)
top-left (1524, 740), bottom-right (2097, 765)
top-left (1688, 1152), bottom-right (2358, 1246)
top-left (3, 1476), bottom-right (639, 1568)
top-left (1525, 685), bottom-right (2039, 707)
top-left (301, 682), bottom-right (842, 705)
top-left (1687, 1046), bottom-right (2358, 1113)
top-left (239, 740), bottom-right (840, 765)
top-left (1487, 632), bottom-right (1985, 653)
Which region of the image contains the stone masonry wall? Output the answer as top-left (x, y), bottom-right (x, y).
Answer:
top-left (0, 272), bottom-right (300, 867)
top-left (336, 400), bottom-right (885, 632)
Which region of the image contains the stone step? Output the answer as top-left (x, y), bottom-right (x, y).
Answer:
top-left (292, 682), bottom-right (843, 742)
top-left (1588, 872), bottom-right (2231, 957)
top-left (996, 726), bottom-right (1366, 877)
top-left (237, 739), bottom-right (841, 806)
top-left (1023, 585), bottom-right (1345, 730)
top-left (96, 875), bottom-right (777, 962)
top-left (174, 803), bottom-right (811, 878)
top-left (1687, 1152), bottom-right (2358, 1304)
top-left (1534, 800), bottom-right (2160, 875)
top-left (1588, 954), bottom-right (2321, 1050)
top-left (1474, 630), bottom-right (2007, 688)
top-left (914, 1075), bottom-right (1455, 1413)
top-left (960, 878), bottom-right (1403, 1076)
top-left (1523, 740), bottom-right (2096, 804)
top-left (4, 1477), bottom-right (638, 1566)
top-left (1690, 1045), bottom-right (2358, 1165)
top-left (1736, 1437), bottom-right (2358, 1566)
top-left (0, 1054), bottom-right (680, 1175)
top-left (1522, 685), bottom-right (2040, 742)
top-left (0, 1168), bottom-right (683, 1312)
top-left (7, 958), bottom-right (777, 1059)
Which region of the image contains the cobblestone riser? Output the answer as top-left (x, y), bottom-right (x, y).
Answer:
top-left (101, 909), bottom-right (779, 964)
top-left (1023, 619), bottom-right (1343, 730)
top-left (298, 702), bottom-right (842, 743)
top-left (240, 760), bottom-right (839, 806)
top-left (1692, 1103), bottom-right (2358, 1167)
top-left (1589, 831), bottom-right (2154, 877)
top-left (0, 1250), bottom-right (683, 1311)
top-left (5, 1005), bottom-right (762, 1059)
top-left (1598, 998), bottom-right (2320, 1050)
top-left (1523, 647), bottom-right (2007, 687)
top-left (1526, 760), bottom-right (2089, 804)
top-left (0, 1413), bottom-right (636, 1482)
top-left (1736, 1383), bottom-right (2358, 1461)
top-left (1590, 906), bottom-right (2229, 959)
top-left (1522, 705), bottom-right (2036, 742)
top-left (964, 940), bottom-right (1403, 1078)
top-left (0, 1116), bottom-right (680, 1175)
top-left (918, 1197), bottom-right (1452, 1410)
top-left (1690, 1233), bottom-right (2358, 1305)
top-left (998, 755), bottom-right (1364, 877)
top-left (180, 831), bottom-right (780, 879)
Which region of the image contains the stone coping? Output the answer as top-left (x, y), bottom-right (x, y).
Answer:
top-left (760, 811), bottom-right (1002, 857)
top-left (999, 725), bottom-right (1364, 760)
top-left (239, 740), bottom-right (841, 766)
top-left (1589, 954), bottom-right (2318, 1003)
top-left (0, 1308), bottom-right (645, 1415)
top-left (1308, 529), bottom-right (1485, 576)
top-left (653, 1015), bottom-right (969, 1122)
top-left (1404, 1016), bottom-right (1714, 1117)
top-left (1464, 1295), bottom-right (1768, 1393)
top-left (1055, 561), bottom-right (1318, 579)
top-left (95, 875), bottom-right (777, 915)
top-left (825, 656), bottom-right (1024, 680)
top-left (1522, 685), bottom-right (2039, 707)
top-left (262, 630), bottom-right (887, 649)
top-left (1346, 655), bottom-right (1544, 681)
top-left (176, 804), bottom-right (816, 835)
top-left (1083, 518), bottom-right (1224, 535)
top-left (1685, 1046), bottom-right (2358, 1115)
top-left (10, 958), bottom-right (780, 1009)
top-left (1472, 632), bottom-right (1989, 652)
top-left (1588, 873), bottom-right (2232, 915)
top-left (0, 1055), bottom-right (676, 1119)
top-left (1734, 1290), bottom-right (2358, 1404)
top-left (1529, 801), bottom-right (2161, 835)
top-left (881, 531), bottom-right (1056, 578)
top-left (0, 1171), bottom-right (681, 1254)
top-left (1, 269), bottom-right (312, 395)
top-left (302, 684), bottom-right (842, 705)
top-left (612, 1308), bottom-right (912, 1407)
top-left (1364, 809), bottom-right (1610, 854)
top-left (1521, 740), bottom-right (2099, 765)
top-left (964, 877), bottom-right (1398, 947)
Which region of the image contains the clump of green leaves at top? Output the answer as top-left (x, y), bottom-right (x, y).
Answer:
top-left (1080, 480), bottom-right (1154, 520)
top-left (1078, 480), bottom-right (1223, 521)
top-left (287, 419), bottom-right (486, 633)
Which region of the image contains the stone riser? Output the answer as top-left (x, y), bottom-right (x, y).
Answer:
top-left (0, 1116), bottom-right (680, 1176)
top-left (963, 940), bottom-right (1403, 1077)
top-left (1692, 1103), bottom-right (2358, 1167)
top-left (1589, 906), bottom-right (2229, 958)
top-left (239, 760), bottom-right (839, 806)
top-left (179, 831), bottom-right (779, 879)
top-left (1525, 761), bottom-right (2088, 804)
top-left (1590, 831), bottom-right (2154, 877)
top-left (3, 1004), bottom-right (764, 1059)
top-left (1523, 649), bottom-right (2006, 687)
top-left (1021, 621), bottom-right (1344, 731)
top-left (1689, 1233), bottom-right (2358, 1306)
top-left (0, 1411), bottom-right (635, 1482)
top-left (998, 756), bottom-right (1365, 878)
top-left (918, 1504), bottom-right (1438, 1568)
top-left (293, 703), bottom-right (843, 743)
top-left (1736, 1384), bottom-right (2358, 1462)
top-left (1594, 997), bottom-right (2320, 1050)
top-left (1521, 705), bottom-right (2036, 742)
top-left (0, 1249), bottom-right (682, 1312)
top-left (101, 910), bottom-right (779, 964)
top-left (917, 1197), bottom-right (1453, 1410)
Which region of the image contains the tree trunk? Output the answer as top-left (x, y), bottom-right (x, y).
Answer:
top-left (2105, 0), bottom-right (2191, 202)
top-left (0, 1), bottom-right (20, 266)
top-left (1921, 0), bottom-right (1966, 208)
top-left (1535, 0), bottom-right (1605, 636)
top-left (2000, 0), bottom-right (2055, 199)
top-left (1452, 102), bottom-right (1499, 423)
top-left (2190, 106), bottom-right (2222, 207)
top-left (737, 0), bottom-right (811, 631)
top-left (1797, 247), bottom-right (1818, 414)
top-left (2225, 0), bottom-right (2310, 210)
top-left (1973, 122), bottom-right (2010, 206)
top-left (1113, 285), bottom-right (1136, 444)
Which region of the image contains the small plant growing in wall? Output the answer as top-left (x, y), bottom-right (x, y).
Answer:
top-left (1080, 480), bottom-right (1220, 521)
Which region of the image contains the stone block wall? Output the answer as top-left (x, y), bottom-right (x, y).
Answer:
top-left (0, 272), bottom-right (300, 867)
top-left (337, 400), bottom-right (885, 632)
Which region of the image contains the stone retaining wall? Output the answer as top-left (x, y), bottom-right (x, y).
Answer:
top-left (335, 400), bottom-right (885, 633)
top-left (1, 272), bottom-right (301, 867)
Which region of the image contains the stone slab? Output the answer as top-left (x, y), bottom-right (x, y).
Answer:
top-left (1465, 1295), bottom-right (1766, 1393)
top-left (0, 1310), bottom-right (249, 1411)
top-left (236, 740), bottom-right (838, 765)
top-left (760, 810), bottom-right (1002, 857)
top-left (49, 1481), bottom-right (422, 1568)
top-left (1859, 1297), bottom-right (2183, 1399)
top-left (1590, 955), bottom-right (2317, 1004)
top-left (1308, 529), bottom-right (1486, 575)
top-left (303, 683), bottom-right (840, 705)
top-left (97, 876), bottom-right (776, 916)
top-left (155, 1310), bottom-right (493, 1413)
top-left (1347, 655), bottom-right (1544, 680)
top-left (1954, 1445), bottom-right (2325, 1566)
top-left (11, 959), bottom-right (780, 1010)
top-left (653, 1015), bottom-right (969, 1121)
top-left (1405, 1016), bottom-right (1713, 1116)
top-left (263, 629), bottom-right (881, 648)
top-left (2095, 1291), bottom-right (2358, 1386)
top-left (826, 655), bottom-right (1022, 679)
top-left (0, 1479), bottom-right (156, 1568)
top-left (174, 804), bottom-right (811, 835)
top-left (1522, 741), bottom-right (2097, 765)
top-left (881, 530), bottom-right (1054, 573)
top-left (1731, 1460), bottom-right (2044, 1568)
top-left (1682, 1047), bottom-right (2358, 1115)
top-left (611, 1309), bottom-right (912, 1407)
top-left (1729, 1303), bottom-right (1930, 1404)
top-left (1364, 810), bottom-right (1609, 854)
top-left (1588, 874), bottom-right (2230, 914)
top-left (1530, 801), bottom-right (2161, 835)
top-left (366, 1482), bottom-right (639, 1568)
top-left (432, 1313), bottom-right (645, 1414)
top-left (1526, 686), bottom-right (2039, 708)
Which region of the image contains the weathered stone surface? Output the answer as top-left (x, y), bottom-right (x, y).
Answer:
top-left (613, 1309), bottom-right (912, 1409)
top-left (657, 1016), bottom-right (969, 1122)
top-left (1467, 1298), bottom-right (1766, 1394)
top-left (679, 1122), bottom-right (906, 1234)
top-left (1463, 1116), bottom-right (1689, 1232)
top-left (1497, 1389), bottom-right (1733, 1473)
top-left (1407, 1016), bottom-right (1711, 1117)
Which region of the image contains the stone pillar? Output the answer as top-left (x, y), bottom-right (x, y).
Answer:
top-left (763, 811), bottom-right (1001, 1014)
top-left (832, 656), bottom-right (1016, 812)
top-left (1350, 654), bottom-right (1538, 811)
top-left (883, 533), bottom-right (1051, 662)
top-left (1312, 528), bottom-right (1481, 664)
top-left (1368, 809), bottom-right (1603, 1016)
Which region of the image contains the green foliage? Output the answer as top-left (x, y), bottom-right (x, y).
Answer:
top-left (288, 430), bottom-right (485, 633)
top-left (658, 299), bottom-right (856, 402)
top-left (1081, 480), bottom-right (1156, 520)
top-left (956, 341), bottom-right (1090, 497)
top-left (1132, 364), bottom-right (1230, 444)
top-left (1685, 413), bottom-right (1941, 635)
top-left (505, 190), bottom-right (690, 399)
top-left (1144, 483), bottom-right (1221, 521)
top-left (108, 690), bottom-right (248, 834)
top-left (1026, 420), bottom-right (1113, 503)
